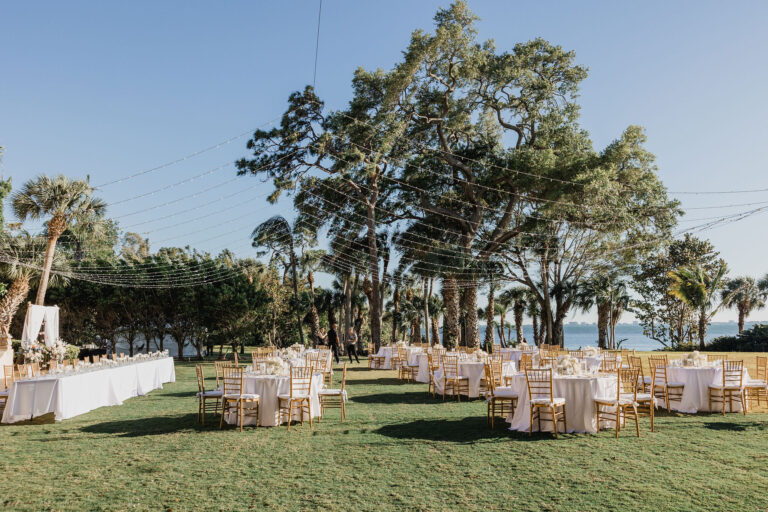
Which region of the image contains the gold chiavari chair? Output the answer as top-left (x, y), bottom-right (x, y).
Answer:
top-left (649, 356), bottom-right (683, 412)
top-left (316, 349), bottom-right (333, 386)
top-left (539, 356), bottom-right (557, 368)
top-left (595, 367), bottom-right (640, 438)
top-left (627, 355), bottom-right (651, 393)
top-left (401, 348), bottom-right (421, 382)
top-left (319, 363), bottom-right (347, 422)
top-left (213, 361), bottom-right (231, 390)
top-left (427, 353), bottom-right (440, 397)
top-left (744, 356), bottom-right (767, 410)
top-left (219, 366), bottom-right (260, 431)
top-left (707, 354), bottom-right (727, 363)
top-left (16, 364), bottom-right (31, 380)
top-left (484, 362), bottom-right (518, 429)
top-left (396, 348), bottom-right (413, 381)
top-left (601, 353), bottom-right (618, 373)
top-left (93, 355), bottom-right (101, 363)
top-left (441, 355), bottom-right (469, 401)
top-left (195, 365), bottom-right (222, 425)
top-left (48, 360), bottom-right (58, 371)
top-left (390, 348), bottom-right (406, 376)
top-left (519, 353), bottom-right (533, 372)
top-left (0, 365), bottom-right (13, 415)
top-left (568, 350), bottom-right (584, 359)
top-left (525, 368), bottom-right (567, 438)
top-left (366, 342), bottom-right (381, 369)
top-left (708, 360), bottom-right (746, 415)
top-left (278, 365), bottom-right (314, 430)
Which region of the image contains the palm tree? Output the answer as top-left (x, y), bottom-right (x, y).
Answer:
top-left (499, 287), bottom-right (527, 345)
top-left (251, 215), bottom-right (310, 346)
top-left (722, 277), bottom-right (765, 334)
top-left (668, 263), bottom-right (729, 349)
top-left (0, 232), bottom-right (68, 338)
top-left (11, 174), bottom-right (105, 305)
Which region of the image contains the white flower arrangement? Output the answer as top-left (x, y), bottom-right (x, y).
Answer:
top-left (682, 350), bottom-right (707, 367)
top-left (583, 346), bottom-right (599, 358)
top-left (21, 340), bottom-right (44, 363)
top-left (470, 349), bottom-right (488, 362)
top-left (43, 338), bottom-right (69, 363)
top-left (555, 355), bottom-right (582, 376)
top-left (257, 356), bottom-right (289, 376)
top-left (394, 341), bottom-right (408, 348)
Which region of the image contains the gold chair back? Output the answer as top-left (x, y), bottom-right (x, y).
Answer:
top-left (290, 365), bottom-right (314, 398)
top-left (525, 368), bottom-right (554, 402)
top-left (722, 360), bottom-right (743, 389)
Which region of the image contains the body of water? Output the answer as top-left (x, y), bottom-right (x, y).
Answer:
top-left (485, 321), bottom-right (761, 351)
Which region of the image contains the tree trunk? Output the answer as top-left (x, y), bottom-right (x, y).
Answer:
top-left (431, 315), bottom-right (440, 347)
top-left (461, 283), bottom-right (479, 349)
top-left (288, 250), bottom-right (305, 346)
top-left (36, 227), bottom-right (64, 305)
top-left (514, 302), bottom-right (524, 344)
top-left (307, 271), bottom-right (321, 346)
top-left (343, 275), bottom-right (352, 343)
top-left (392, 286), bottom-right (400, 344)
top-left (738, 306), bottom-right (745, 334)
top-left (597, 302), bottom-right (609, 349)
top-left (365, 200), bottom-right (382, 351)
top-left (442, 277), bottom-right (460, 348)
top-left (0, 278), bottom-right (31, 337)
top-left (484, 284), bottom-right (495, 351)
top-left (423, 278), bottom-right (430, 346)
top-left (699, 309), bottom-right (707, 349)
top-left (531, 314), bottom-right (539, 346)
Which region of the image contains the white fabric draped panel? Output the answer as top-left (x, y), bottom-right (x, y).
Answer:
top-left (21, 305), bottom-right (60, 347)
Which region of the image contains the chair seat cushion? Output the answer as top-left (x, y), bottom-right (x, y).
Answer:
top-left (493, 387), bottom-right (518, 398)
top-left (641, 376), bottom-right (652, 383)
top-left (530, 397), bottom-right (565, 406)
top-left (278, 393), bottom-right (309, 400)
top-left (656, 382), bottom-right (684, 388)
top-left (319, 388), bottom-right (342, 395)
top-left (444, 375), bottom-right (469, 380)
top-left (708, 384), bottom-right (742, 391)
top-left (630, 393), bottom-right (653, 401)
top-left (223, 393), bottom-right (259, 400)
top-left (196, 390), bottom-right (223, 398)
top-left (596, 397), bottom-right (635, 406)
top-left (745, 379), bottom-right (767, 387)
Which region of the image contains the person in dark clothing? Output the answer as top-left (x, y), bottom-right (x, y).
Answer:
top-left (327, 323), bottom-right (340, 364)
top-left (346, 327), bottom-right (360, 364)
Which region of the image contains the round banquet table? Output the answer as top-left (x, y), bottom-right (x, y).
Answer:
top-left (433, 361), bottom-right (515, 398)
top-left (506, 373), bottom-right (617, 434)
top-left (664, 365), bottom-right (751, 413)
top-left (374, 347), bottom-right (423, 370)
top-left (224, 373), bottom-right (323, 427)
top-left (497, 348), bottom-right (526, 365)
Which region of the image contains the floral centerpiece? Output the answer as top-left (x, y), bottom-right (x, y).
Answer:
top-left (556, 355), bottom-right (582, 376)
top-left (394, 341), bottom-right (408, 348)
top-left (279, 344), bottom-right (305, 360)
top-left (681, 350), bottom-right (707, 367)
top-left (21, 340), bottom-right (44, 363)
top-left (43, 338), bottom-right (70, 363)
top-left (583, 346), bottom-right (599, 358)
top-left (469, 349), bottom-right (488, 362)
top-left (259, 356), bottom-right (289, 376)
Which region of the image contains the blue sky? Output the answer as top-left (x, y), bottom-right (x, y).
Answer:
top-left (2, 1), bottom-right (768, 322)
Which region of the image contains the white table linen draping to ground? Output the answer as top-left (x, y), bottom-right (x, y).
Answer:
top-left (224, 373), bottom-right (323, 427)
top-left (432, 361), bottom-right (515, 398)
top-left (665, 366), bottom-right (751, 413)
top-left (506, 373), bottom-right (617, 434)
top-left (1, 357), bottom-right (175, 424)
top-left (374, 347), bottom-right (423, 370)
top-left (415, 353), bottom-right (431, 383)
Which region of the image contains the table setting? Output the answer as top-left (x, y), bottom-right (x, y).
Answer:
top-left (2, 351), bottom-right (176, 423)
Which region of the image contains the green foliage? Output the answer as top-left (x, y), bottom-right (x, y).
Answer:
top-left (708, 324), bottom-right (768, 352)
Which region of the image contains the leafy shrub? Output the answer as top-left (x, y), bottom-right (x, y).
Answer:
top-left (707, 324), bottom-right (768, 352)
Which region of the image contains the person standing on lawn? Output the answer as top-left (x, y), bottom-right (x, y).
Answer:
top-left (327, 322), bottom-right (340, 364)
top-left (346, 327), bottom-right (360, 364)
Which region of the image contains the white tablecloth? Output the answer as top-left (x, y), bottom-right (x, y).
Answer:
top-left (497, 349), bottom-right (528, 365)
top-left (225, 373), bottom-right (323, 427)
top-left (665, 366), bottom-right (751, 413)
top-left (506, 373), bottom-right (617, 433)
top-left (374, 347), bottom-right (423, 370)
top-left (1, 357), bottom-right (175, 423)
top-left (433, 361), bottom-right (515, 398)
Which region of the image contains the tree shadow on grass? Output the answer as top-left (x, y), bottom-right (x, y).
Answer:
top-left (374, 417), bottom-right (535, 443)
top-left (703, 421), bottom-right (768, 432)
top-left (348, 378), bottom-right (404, 386)
top-left (80, 413), bottom-right (214, 437)
top-left (352, 391), bottom-right (484, 406)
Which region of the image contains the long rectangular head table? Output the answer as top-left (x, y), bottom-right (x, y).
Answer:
top-left (1, 357), bottom-right (176, 423)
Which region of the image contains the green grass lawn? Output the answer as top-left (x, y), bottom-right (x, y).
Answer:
top-left (2, 356), bottom-right (768, 511)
